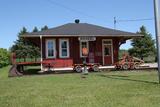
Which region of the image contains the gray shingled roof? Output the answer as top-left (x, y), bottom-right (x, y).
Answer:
top-left (23, 23), bottom-right (142, 37)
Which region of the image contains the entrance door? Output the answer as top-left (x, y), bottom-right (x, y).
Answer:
top-left (102, 40), bottom-right (113, 65)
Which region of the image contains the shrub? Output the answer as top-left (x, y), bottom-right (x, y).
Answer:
top-left (0, 48), bottom-right (10, 68)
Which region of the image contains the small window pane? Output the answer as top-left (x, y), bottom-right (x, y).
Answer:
top-left (104, 47), bottom-right (110, 56)
top-left (62, 49), bottom-right (67, 56)
top-left (62, 41), bottom-right (67, 48)
top-left (82, 42), bottom-right (87, 48)
top-left (48, 49), bottom-right (54, 57)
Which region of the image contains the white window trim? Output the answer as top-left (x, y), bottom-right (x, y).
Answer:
top-left (102, 39), bottom-right (113, 65)
top-left (46, 39), bottom-right (56, 58)
top-left (80, 41), bottom-right (89, 58)
top-left (59, 39), bottom-right (70, 58)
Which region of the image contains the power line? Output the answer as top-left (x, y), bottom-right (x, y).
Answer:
top-left (46, 0), bottom-right (94, 18)
top-left (45, 0), bottom-right (112, 24)
top-left (117, 18), bottom-right (154, 22)
top-left (44, 0), bottom-right (154, 29)
top-left (114, 17), bottom-right (154, 29)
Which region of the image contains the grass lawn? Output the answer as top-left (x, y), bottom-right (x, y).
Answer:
top-left (0, 66), bottom-right (160, 107)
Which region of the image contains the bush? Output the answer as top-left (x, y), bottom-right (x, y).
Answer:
top-left (0, 48), bottom-right (10, 68)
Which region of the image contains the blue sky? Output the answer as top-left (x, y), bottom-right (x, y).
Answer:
top-left (0, 0), bottom-right (155, 49)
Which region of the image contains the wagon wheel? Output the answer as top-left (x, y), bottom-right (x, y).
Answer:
top-left (115, 65), bottom-right (118, 69)
top-left (92, 65), bottom-right (99, 72)
top-left (115, 65), bottom-right (121, 70)
top-left (122, 63), bottom-right (129, 70)
top-left (134, 63), bottom-right (140, 69)
top-left (75, 66), bottom-right (82, 73)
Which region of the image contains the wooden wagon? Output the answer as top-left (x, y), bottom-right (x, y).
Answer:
top-left (114, 54), bottom-right (144, 70)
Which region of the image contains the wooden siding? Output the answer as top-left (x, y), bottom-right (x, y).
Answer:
top-left (33, 37), bottom-right (121, 68)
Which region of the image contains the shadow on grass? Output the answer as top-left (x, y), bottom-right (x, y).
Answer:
top-left (97, 74), bottom-right (158, 85)
top-left (23, 68), bottom-right (40, 75)
top-left (23, 69), bottom-right (77, 76)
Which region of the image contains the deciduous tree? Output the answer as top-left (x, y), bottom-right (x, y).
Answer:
top-left (0, 48), bottom-right (10, 67)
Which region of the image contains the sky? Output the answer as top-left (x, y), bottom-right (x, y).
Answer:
top-left (0, 0), bottom-right (155, 49)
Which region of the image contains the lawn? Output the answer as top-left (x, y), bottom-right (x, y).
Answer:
top-left (0, 66), bottom-right (160, 107)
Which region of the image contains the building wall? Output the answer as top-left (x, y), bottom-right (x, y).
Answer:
top-left (42, 37), bottom-right (120, 67)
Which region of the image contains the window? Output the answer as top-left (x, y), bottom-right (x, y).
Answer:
top-left (46, 39), bottom-right (56, 58)
top-left (59, 39), bottom-right (69, 58)
top-left (104, 46), bottom-right (111, 56)
top-left (80, 41), bottom-right (89, 57)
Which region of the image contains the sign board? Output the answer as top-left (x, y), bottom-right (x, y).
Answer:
top-left (78, 36), bottom-right (96, 41)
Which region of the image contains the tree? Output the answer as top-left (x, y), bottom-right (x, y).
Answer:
top-left (128, 26), bottom-right (156, 60)
top-left (119, 49), bottom-right (128, 59)
top-left (10, 27), bottom-right (40, 62)
top-left (41, 25), bottom-right (48, 31)
top-left (32, 27), bottom-right (39, 32)
top-left (0, 48), bottom-right (10, 67)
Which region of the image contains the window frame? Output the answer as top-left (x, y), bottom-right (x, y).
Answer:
top-left (46, 39), bottom-right (56, 58)
top-left (80, 41), bottom-right (89, 58)
top-left (59, 39), bottom-right (70, 58)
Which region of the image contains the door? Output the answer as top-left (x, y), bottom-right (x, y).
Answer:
top-left (102, 40), bottom-right (113, 65)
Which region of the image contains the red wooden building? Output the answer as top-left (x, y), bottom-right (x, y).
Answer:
top-left (22, 21), bottom-right (141, 70)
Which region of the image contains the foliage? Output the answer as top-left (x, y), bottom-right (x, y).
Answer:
top-left (10, 27), bottom-right (40, 61)
top-left (0, 48), bottom-right (10, 67)
top-left (128, 26), bottom-right (156, 60)
top-left (0, 66), bottom-right (160, 107)
top-left (41, 25), bottom-right (48, 31)
top-left (119, 49), bottom-right (128, 59)
top-left (32, 27), bottom-right (39, 32)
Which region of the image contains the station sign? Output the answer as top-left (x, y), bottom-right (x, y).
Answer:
top-left (78, 36), bottom-right (96, 41)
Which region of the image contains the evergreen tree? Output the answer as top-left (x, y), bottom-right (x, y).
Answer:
top-left (32, 27), bottom-right (39, 32)
top-left (11, 27), bottom-right (28, 52)
top-left (41, 25), bottom-right (48, 31)
top-left (128, 26), bottom-right (156, 60)
top-left (10, 27), bottom-right (40, 62)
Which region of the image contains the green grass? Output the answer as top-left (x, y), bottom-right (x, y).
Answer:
top-left (0, 66), bottom-right (160, 107)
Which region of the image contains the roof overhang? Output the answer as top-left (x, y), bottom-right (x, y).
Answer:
top-left (21, 34), bottom-right (143, 38)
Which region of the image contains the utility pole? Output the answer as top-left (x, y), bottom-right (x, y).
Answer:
top-left (154, 0), bottom-right (160, 83)
top-left (114, 17), bottom-right (116, 29)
